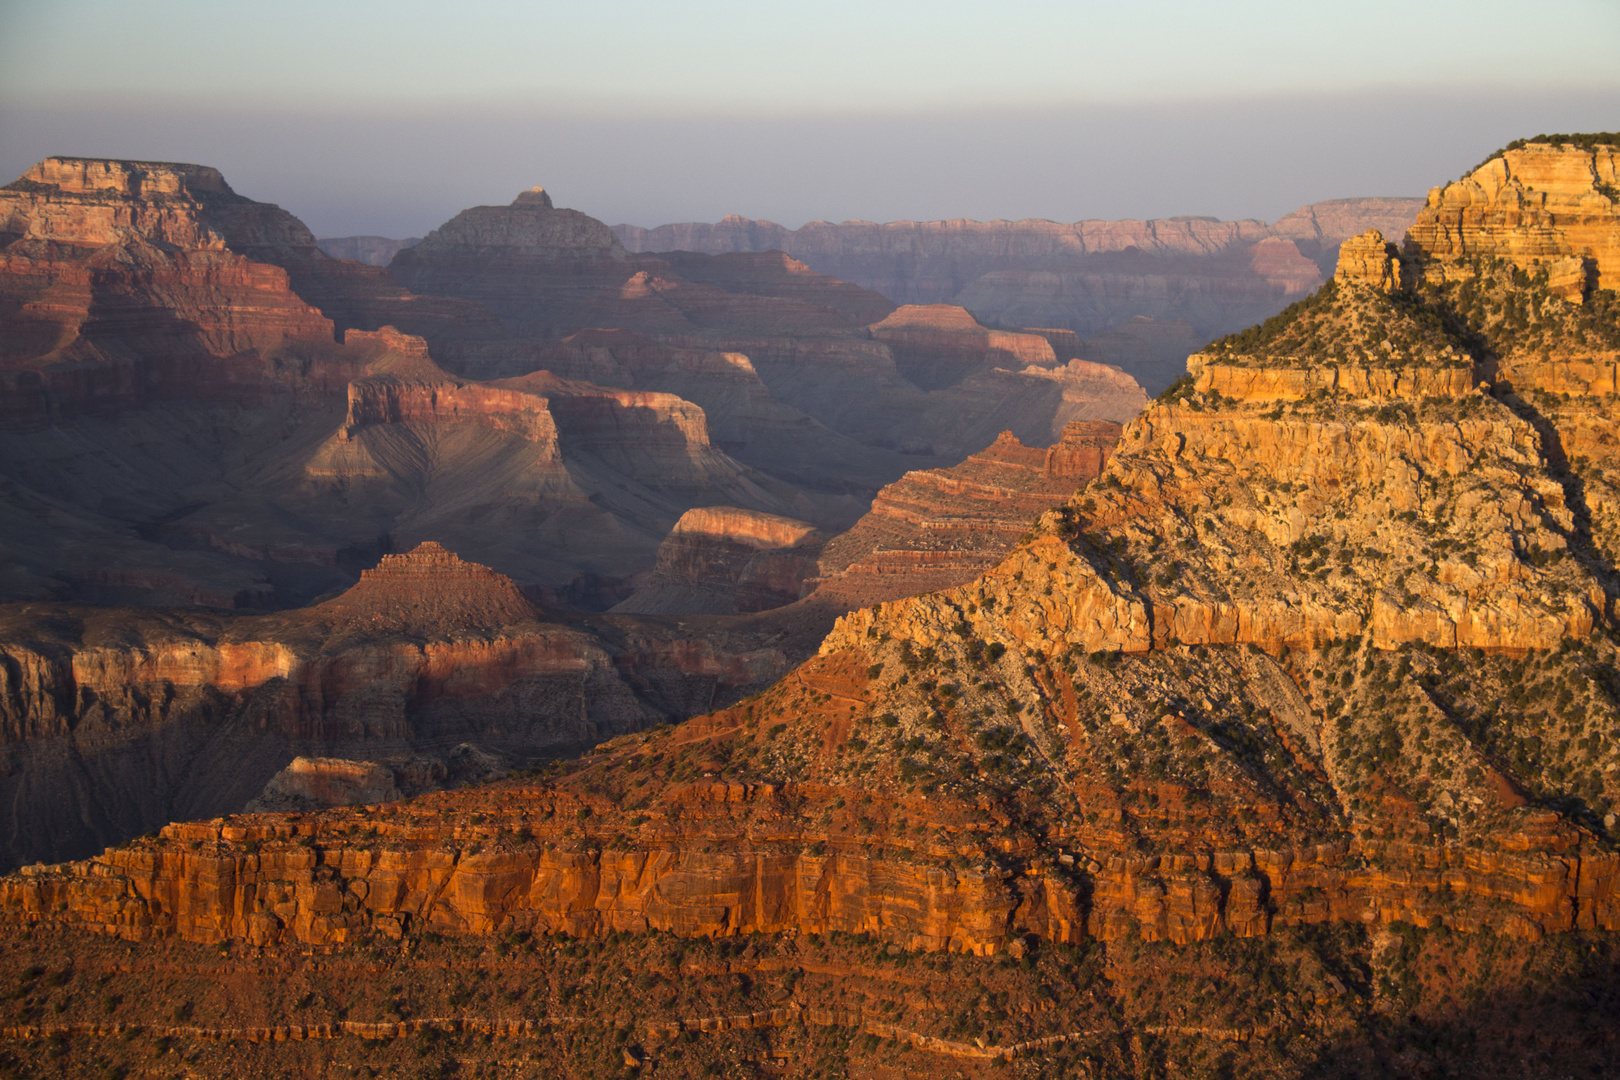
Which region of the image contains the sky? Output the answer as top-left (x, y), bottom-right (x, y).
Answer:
top-left (2, 0), bottom-right (1617, 236)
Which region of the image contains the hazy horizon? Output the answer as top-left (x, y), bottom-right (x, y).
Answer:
top-left (2, 0), bottom-right (1617, 237)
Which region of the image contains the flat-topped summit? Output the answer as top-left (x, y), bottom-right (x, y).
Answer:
top-left (1408, 134), bottom-right (1620, 296)
top-left (512, 185), bottom-right (554, 208)
top-left (314, 541), bottom-right (538, 634)
top-left (395, 186), bottom-right (621, 256)
top-left (1, 155), bottom-right (320, 256)
top-left (13, 156), bottom-right (234, 198)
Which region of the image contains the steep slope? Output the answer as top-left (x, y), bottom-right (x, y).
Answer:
top-left (0, 158), bottom-right (382, 606)
top-left (0, 157), bottom-right (352, 414)
top-left (0, 541), bottom-right (804, 872)
top-left (443, 328), bottom-right (916, 505)
top-left (280, 326), bottom-right (812, 601)
top-left (811, 422), bottom-right (1121, 610)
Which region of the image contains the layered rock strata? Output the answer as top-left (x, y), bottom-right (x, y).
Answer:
top-left (613, 507), bottom-right (827, 615)
top-left (1407, 137), bottom-right (1620, 297)
top-left (811, 423), bottom-right (1121, 609)
top-left (869, 304), bottom-right (1061, 389)
top-left (0, 158), bottom-right (354, 418)
top-left (614, 198), bottom-right (1427, 391)
top-left (0, 543), bottom-right (795, 870)
top-left (388, 187), bottom-right (1150, 469)
top-left (3, 144), bottom-right (1619, 1080)
top-left (9, 143), bottom-right (1613, 968)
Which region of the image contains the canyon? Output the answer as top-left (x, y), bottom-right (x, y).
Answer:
top-left (0, 138), bottom-right (1616, 1078)
top-left (0, 540), bottom-right (806, 871)
top-left (0, 162), bottom-right (1149, 614)
top-left (0, 155), bottom-right (1152, 880)
top-left (613, 197), bottom-right (1427, 392)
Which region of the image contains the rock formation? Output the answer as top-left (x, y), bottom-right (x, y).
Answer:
top-left (245, 745), bottom-right (508, 813)
top-left (869, 304), bottom-right (1061, 388)
top-left (1407, 136), bottom-right (1620, 299)
top-left (613, 507), bottom-right (827, 615)
top-left (811, 423), bottom-right (1121, 610)
top-left (11, 138), bottom-right (1613, 947)
top-left (615, 198), bottom-right (1427, 391)
top-left (389, 189), bottom-right (895, 341)
top-left (390, 189), bottom-right (1149, 474)
top-left (295, 326), bottom-right (821, 601)
top-left (0, 161), bottom-right (870, 609)
top-left (650, 314), bottom-right (1144, 465)
top-left (0, 157), bottom-right (351, 416)
top-left (0, 541), bottom-right (806, 871)
top-left (246, 757), bottom-right (404, 811)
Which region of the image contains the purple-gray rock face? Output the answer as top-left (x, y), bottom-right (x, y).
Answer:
top-left (614, 198), bottom-right (1426, 391)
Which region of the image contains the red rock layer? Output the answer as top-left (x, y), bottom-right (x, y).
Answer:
top-left (0, 541), bottom-right (800, 870)
top-left (2, 679), bottom-right (1614, 953)
top-left (0, 158), bottom-right (358, 421)
top-left (613, 507), bottom-right (826, 615)
top-left (811, 422), bottom-right (1121, 610)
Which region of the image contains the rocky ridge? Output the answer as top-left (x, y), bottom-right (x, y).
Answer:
top-left (614, 197), bottom-right (1428, 391)
top-left (810, 422), bottom-right (1121, 610)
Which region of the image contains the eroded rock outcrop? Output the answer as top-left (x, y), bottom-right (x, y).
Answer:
top-left (0, 157), bottom-right (354, 418)
top-left (811, 423), bottom-right (1121, 610)
top-left (1407, 137), bottom-right (1620, 298)
top-left (613, 507), bottom-right (826, 615)
top-left (615, 198), bottom-right (1427, 391)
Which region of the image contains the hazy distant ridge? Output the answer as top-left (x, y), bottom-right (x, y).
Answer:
top-left (317, 235), bottom-right (420, 266)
